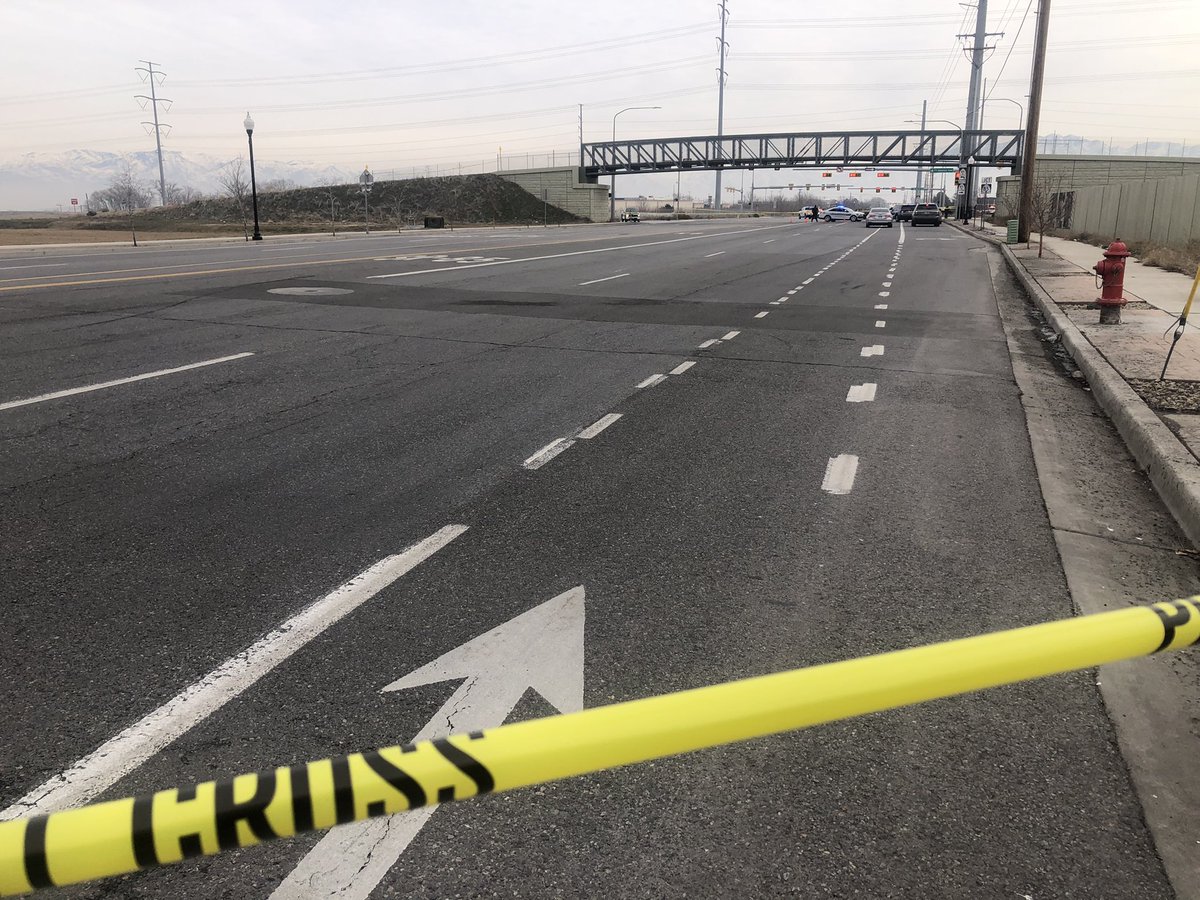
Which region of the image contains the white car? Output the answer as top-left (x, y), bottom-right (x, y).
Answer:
top-left (620, 210), bottom-right (640, 222)
top-left (865, 208), bottom-right (894, 228)
top-left (823, 205), bottom-right (862, 222)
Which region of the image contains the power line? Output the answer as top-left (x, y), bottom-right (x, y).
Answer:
top-left (174, 23), bottom-right (712, 89)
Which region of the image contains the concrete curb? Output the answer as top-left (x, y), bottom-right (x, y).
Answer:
top-left (960, 223), bottom-right (1200, 550)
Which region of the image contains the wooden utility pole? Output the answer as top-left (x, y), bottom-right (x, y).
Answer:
top-left (1017, 0), bottom-right (1051, 244)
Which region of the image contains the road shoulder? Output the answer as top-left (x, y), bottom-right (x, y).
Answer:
top-left (989, 245), bottom-right (1200, 900)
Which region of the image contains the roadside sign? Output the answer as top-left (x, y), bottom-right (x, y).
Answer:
top-left (932, 167), bottom-right (956, 173)
top-left (70, 198), bottom-right (78, 205)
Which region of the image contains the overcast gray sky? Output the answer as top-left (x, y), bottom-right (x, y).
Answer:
top-left (3, 0), bottom-right (1198, 188)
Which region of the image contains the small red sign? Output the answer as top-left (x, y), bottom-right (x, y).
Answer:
top-left (70, 198), bottom-right (78, 205)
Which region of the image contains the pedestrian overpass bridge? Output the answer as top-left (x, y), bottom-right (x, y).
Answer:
top-left (581, 129), bottom-right (1025, 177)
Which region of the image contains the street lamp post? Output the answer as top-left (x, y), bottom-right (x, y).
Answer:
top-left (243, 112), bottom-right (263, 241)
top-left (359, 167), bottom-right (374, 234)
top-left (610, 105), bottom-right (661, 222)
top-left (910, 118), bottom-right (965, 217)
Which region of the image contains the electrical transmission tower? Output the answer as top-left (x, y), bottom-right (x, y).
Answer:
top-left (713, 0), bottom-right (729, 210)
top-left (135, 60), bottom-right (172, 206)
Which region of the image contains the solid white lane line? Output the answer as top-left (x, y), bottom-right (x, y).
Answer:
top-left (579, 272), bottom-right (630, 286)
top-left (0, 525), bottom-right (467, 820)
top-left (846, 383), bottom-right (878, 403)
top-left (578, 412), bottom-right (623, 439)
top-left (755, 311), bottom-right (770, 318)
top-left (704, 251), bottom-right (726, 258)
top-left (669, 361), bottom-right (696, 376)
top-left (523, 437), bottom-right (575, 470)
top-left (0, 352), bottom-right (255, 413)
top-left (722, 330), bottom-right (741, 340)
top-left (879, 291), bottom-right (891, 297)
top-left (802, 278), bottom-right (814, 284)
top-left (822, 454), bottom-right (860, 495)
top-left (698, 339), bottom-right (719, 349)
top-left (875, 320), bottom-right (886, 328)
top-left (637, 373), bottom-right (668, 388)
top-left (899, 223), bottom-right (906, 243)
top-left (875, 304), bottom-right (888, 310)
top-left (861, 345), bottom-right (885, 357)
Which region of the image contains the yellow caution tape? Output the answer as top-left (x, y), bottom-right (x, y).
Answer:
top-left (2, 598), bottom-right (1198, 896)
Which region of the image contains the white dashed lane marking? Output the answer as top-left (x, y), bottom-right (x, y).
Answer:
top-left (523, 437), bottom-right (575, 470)
top-left (637, 374), bottom-right (667, 389)
top-left (875, 320), bottom-right (886, 328)
top-left (875, 304), bottom-right (888, 310)
top-left (861, 345), bottom-right (885, 357)
top-left (698, 339), bottom-right (719, 349)
top-left (846, 383), bottom-right (877, 403)
top-left (669, 361), bottom-right (696, 376)
top-left (755, 311), bottom-right (770, 318)
top-left (577, 413), bottom-right (623, 440)
top-left (722, 330), bottom-right (741, 340)
top-left (822, 454), bottom-right (860, 495)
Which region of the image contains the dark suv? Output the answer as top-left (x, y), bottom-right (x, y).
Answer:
top-left (911, 203), bottom-right (942, 227)
top-left (894, 204), bottom-right (916, 222)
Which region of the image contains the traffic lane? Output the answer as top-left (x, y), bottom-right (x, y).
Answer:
top-left (349, 220), bottom-right (798, 290)
top-left (60, 337), bottom-right (1170, 898)
top-left (0, 308), bottom-right (695, 801)
top-left (380, 327), bottom-right (1166, 898)
top-left (312, 226), bottom-right (863, 330)
top-left (473, 224), bottom-right (864, 306)
top-left (0, 222), bottom-right (770, 295)
top-left (0, 224), bottom-right (623, 274)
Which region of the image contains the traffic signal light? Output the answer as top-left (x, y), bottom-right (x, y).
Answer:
top-left (821, 172), bottom-right (832, 178)
top-left (788, 183), bottom-right (794, 190)
top-left (891, 187), bottom-right (896, 193)
top-left (954, 170), bottom-right (962, 186)
top-left (805, 184), bottom-right (811, 190)
top-left (877, 172), bottom-right (889, 178)
top-left (875, 187), bottom-right (881, 193)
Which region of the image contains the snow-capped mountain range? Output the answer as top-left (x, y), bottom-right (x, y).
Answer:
top-left (0, 149), bottom-right (351, 211)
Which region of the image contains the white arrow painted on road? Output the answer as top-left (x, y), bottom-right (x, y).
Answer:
top-left (271, 586), bottom-right (587, 899)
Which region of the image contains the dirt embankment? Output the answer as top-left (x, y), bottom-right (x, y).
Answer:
top-left (0, 174), bottom-right (582, 244)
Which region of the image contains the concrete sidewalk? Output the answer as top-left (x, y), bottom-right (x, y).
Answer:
top-left (962, 220), bottom-right (1200, 548)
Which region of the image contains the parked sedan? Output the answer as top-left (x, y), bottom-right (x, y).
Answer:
top-left (865, 207), bottom-right (894, 228)
top-left (823, 205), bottom-right (862, 222)
top-left (910, 203), bottom-right (943, 226)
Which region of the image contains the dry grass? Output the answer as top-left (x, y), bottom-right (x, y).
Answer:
top-left (0, 227), bottom-right (243, 246)
top-left (1138, 241), bottom-right (1200, 277)
top-left (1070, 232), bottom-right (1200, 277)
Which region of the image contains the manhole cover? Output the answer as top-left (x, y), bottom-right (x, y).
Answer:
top-left (268, 286), bottom-right (354, 296)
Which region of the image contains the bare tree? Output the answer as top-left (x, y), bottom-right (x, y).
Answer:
top-left (1028, 175), bottom-right (1069, 258)
top-left (89, 165), bottom-right (151, 246)
top-left (219, 157), bottom-right (251, 240)
top-left (91, 165), bottom-right (153, 212)
top-left (163, 182), bottom-right (203, 205)
top-left (259, 177), bottom-right (297, 193)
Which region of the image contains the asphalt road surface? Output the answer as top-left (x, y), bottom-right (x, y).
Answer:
top-left (0, 219), bottom-right (1178, 898)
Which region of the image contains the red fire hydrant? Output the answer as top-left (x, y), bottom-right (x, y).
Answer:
top-left (1095, 239), bottom-right (1130, 324)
